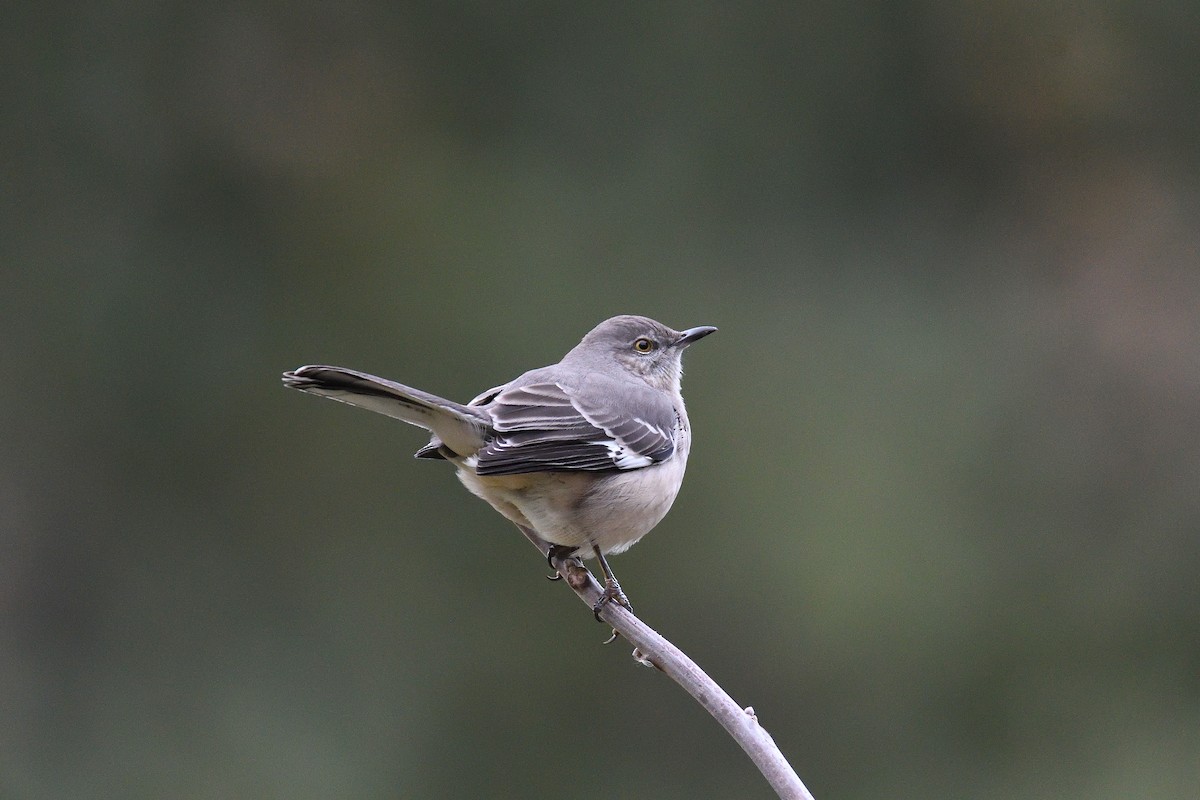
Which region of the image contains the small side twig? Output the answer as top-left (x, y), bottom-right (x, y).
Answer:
top-left (515, 526), bottom-right (815, 800)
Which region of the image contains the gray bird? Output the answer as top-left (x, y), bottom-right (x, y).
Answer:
top-left (282, 314), bottom-right (716, 616)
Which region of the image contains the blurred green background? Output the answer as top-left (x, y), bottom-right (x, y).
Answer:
top-left (4, 3), bottom-right (1198, 798)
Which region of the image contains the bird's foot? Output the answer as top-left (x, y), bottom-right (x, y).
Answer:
top-left (594, 576), bottom-right (632, 644)
top-left (545, 544), bottom-right (581, 580)
top-left (592, 576), bottom-right (633, 622)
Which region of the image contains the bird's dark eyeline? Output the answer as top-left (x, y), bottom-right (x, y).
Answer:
top-left (282, 315), bottom-right (716, 624)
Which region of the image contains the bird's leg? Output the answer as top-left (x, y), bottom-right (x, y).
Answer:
top-left (591, 545), bottom-right (633, 621)
top-left (545, 543), bottom-right (580, 581)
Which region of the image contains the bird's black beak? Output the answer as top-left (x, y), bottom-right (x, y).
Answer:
top-left (675, 325), bottom-right (718, 347)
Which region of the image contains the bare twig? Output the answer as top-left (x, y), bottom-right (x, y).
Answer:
top-left (515, 526), bottom-right (815, 800)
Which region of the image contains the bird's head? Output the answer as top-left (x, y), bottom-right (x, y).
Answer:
top-left (567, 314), bottom-right (717, 392)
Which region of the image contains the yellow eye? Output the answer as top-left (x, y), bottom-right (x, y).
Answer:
top-left (633, 337), bottom-right (655, 353)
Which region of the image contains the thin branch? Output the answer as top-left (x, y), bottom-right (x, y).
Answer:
top-left (515, 526), bottom-right (815, 800)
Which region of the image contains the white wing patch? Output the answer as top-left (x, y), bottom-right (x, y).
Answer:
top-left (594, 440), bottom-right (655, 469)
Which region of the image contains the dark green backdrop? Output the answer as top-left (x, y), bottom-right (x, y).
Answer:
top-left (4, 3), bottom-right (1198, 798)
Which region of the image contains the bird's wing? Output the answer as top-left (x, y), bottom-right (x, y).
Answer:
top-left (473, 380), bottom-right (677, 476)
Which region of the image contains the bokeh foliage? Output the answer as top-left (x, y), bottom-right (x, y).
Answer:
top-left (3, 3), bottom-right (1198, 798)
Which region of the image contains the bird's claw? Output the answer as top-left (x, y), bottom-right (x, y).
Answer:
top-left (595, 580), bottom-right (631, 644)
top-left (592, 577), bottom-right (633, 622)
top-left (545, 544), bottom-right (581, 581)
top-left (545, 544), bottom-right (576, 568)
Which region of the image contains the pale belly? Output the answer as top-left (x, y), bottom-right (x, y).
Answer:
top-left (455, 455), bottom-right (688, 557)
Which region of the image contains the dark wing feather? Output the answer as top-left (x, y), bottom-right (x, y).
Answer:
top-left (473, 381), bottom-right (677, 476)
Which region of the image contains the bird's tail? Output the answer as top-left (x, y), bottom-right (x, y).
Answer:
top-left (282, 365), bottom-right (490, 457)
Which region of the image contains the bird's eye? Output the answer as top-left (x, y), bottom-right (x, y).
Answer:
top-left (633, 337), bottom-right (655, 353)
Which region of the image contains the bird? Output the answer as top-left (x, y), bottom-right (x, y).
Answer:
top-left (282, 314), bottom-right (716, 619)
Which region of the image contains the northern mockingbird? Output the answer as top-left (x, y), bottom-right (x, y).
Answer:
top-left (282, 314), bottom-right (716, 616)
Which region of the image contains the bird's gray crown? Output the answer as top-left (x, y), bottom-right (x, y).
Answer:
top-left (577, 315), bottom-right (680, 350)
